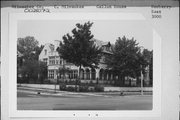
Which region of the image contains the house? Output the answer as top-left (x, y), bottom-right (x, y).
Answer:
top-left (39, 39), bottom-right (115, 84)
top-left (39, 39), bottom-right (151, 86)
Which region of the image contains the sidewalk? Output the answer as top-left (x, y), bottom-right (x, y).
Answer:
top-left (18, 86), bottom-right (111, 97)
top-left (18, 85), bottom-right (152, 97)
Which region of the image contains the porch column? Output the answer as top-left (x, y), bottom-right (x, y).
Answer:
top-left (84, 69), bottom-right (87, 80)
top-left (89, 71), bottom-right (92, 80)
top-left (102, 72), bottom-right (104, 81)
top-left (145, 65), bottom-right (150, 85)
top-left (96, 69), bottom-right (100, 79)
top-left (54, 70), bottom-right (57, 80)
top-left (94, 69), bottom-right (99, 84)
top-left (78, 67), bottom-right (80, 79)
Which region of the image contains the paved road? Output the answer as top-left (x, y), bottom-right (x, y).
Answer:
top-left (17, 90), bottom-right (152, 110)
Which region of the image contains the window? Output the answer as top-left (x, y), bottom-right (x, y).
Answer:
top-left (106, 46), bottom-right (110, 51)
top-left (48, 70), bottom-right (54, 79)
top-left (43, 58), bottom-right (48, 64)
top-left (73, 70), bottom-right (78, 79)
top-left (49, 56), bottom-right (55, 65)
top-left (56, 60), bottom-right (59, 64)
top-left (59, 60), bottom-right (62, 65)
top-left (86, 69), bottom-right (90, 80)
top-left (44, 49), bottom-right (47, 55)
top-left (91, 69), bottom-right (96, 80)
top-left (68, 70), bottom-right (78, 79)
top-left (52, 60), bottom-right (55, 65)
top-left (69, 71), bottom-right (73, 79)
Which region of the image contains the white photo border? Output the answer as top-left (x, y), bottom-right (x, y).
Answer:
top-left (9, 12), bottom-right (161, 118)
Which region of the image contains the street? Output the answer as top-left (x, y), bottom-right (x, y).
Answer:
top-left (17, 88), bottom-right (152, 110)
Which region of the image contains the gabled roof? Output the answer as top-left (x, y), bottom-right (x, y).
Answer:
top-left (42, 38), bottom-right (113, 54)
top-left (91, 38), bottom-right (110, 47)
top-left (43, 43), bottom-right (54, 52)
top-left (91, 38), bottom-right (113, 54)
top-left (49, 44), bottom-right (54, 51)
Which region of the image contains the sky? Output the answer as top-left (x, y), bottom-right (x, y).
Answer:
top-left (18, 20), bottom-right (152, 50)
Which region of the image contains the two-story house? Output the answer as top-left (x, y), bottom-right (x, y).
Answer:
top-left (39, 39), bottom-right (151, 86)
top-left (39, 39), bottom-right (114, 84)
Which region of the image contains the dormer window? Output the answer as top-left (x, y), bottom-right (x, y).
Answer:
top-left (106, 46), bottom-right (110, 51)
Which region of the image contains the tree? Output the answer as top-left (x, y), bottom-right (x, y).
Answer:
top-left (17, 36), bottom-right (40, 60)
top-left (19, 60), bottom-right (47, 83)
top-left (20, 60), bottom-right (39, 83)
top-left (34, 45), bottom-right (44, 60)
top-left (17, 36), bottom-right (46, 83)
top-left (106, 36), bottom-right (153, 87)
top-left (135, 49), bottom-right (153, 86)
top-left (58, 63), bottom-right (71, 83)
top-left (57, 21), bottom-right (102, 81)
top-left (106, 36), bottom-right (142, 86)
top-left (141, 49), bottom-right (153, 86)
top-left (38, 61), bottom-right (48, 83)
top-left (149, 52), bottom-right (153, 86)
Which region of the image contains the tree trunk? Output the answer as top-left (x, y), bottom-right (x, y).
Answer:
top-left (63, 71), bottom-right (65, 82)
top-left (76, 65), bottom-right (81, 92)
top-left (79, 65), bottom-right (81, 80)
top-left (129, 77), bottom-right (131, 87)
top-left (121, 75), bottom-right (125, 87)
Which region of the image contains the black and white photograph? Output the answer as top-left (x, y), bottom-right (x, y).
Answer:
top-left (1, 1), bottom-right (179, 120)
top-left (17, 20), bottom-right (153, 110)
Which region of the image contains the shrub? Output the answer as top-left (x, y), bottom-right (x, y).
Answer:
top-left (60, 84), bottom-right (66, 91)
top-left (62, 79), bottom-right (80, 85)
top-left (89, 87), bottom-right (95, 92)
top-left (79, 82), bottom-right (96, 86)
top-left (66, 86), bottom-right (76, 92)
top-left (43, 79), bottom-right (50, 84)
top-left (94, 85), bottom-right (104, 92)
top-left (64, 80), bottom-right (68, 84)
top-left (17, 77), bottom-right (23, 83)
top-left (79, 85), bottom-right (89, 92)
top-left (89, 80), bottom-right (94, 86)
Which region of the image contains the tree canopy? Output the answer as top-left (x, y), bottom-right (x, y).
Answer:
top-left (106, 36), bottom-right (153, 86)
top-left (17, 36), bottom-right (43, 60)
top-left (106, 36), bottom-right (140, 76)
top-left (17, 36), bottom-right (47, 83)
top-left (57, 21), bottom-right (102, 74)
